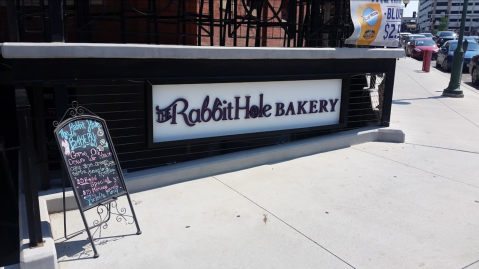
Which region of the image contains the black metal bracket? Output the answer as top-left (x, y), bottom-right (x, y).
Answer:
top-left (53, 101), bottom-right (98, 128)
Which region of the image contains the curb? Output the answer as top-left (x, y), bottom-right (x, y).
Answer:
top-left (19, 197), bottom-right (58, 269)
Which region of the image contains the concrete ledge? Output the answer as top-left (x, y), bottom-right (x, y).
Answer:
top-left (41, 127), bottom-right (405, 213)
top-left (1, 43), bottom-right (405, 59)
top-left (19, 197), bottom-right (58, 269)
top-left (377, 128), bottom-right (405, 143)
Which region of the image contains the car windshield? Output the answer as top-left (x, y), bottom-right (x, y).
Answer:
top-left (467, 42), bottom-right (479, 51)
top-left (409, 35), bottom-right (425, 41)
top-left (439, 32), bottom-right (455, 37)
top-left (416, 40), bottom-right (435, 46)
top-left (422, 33), bottom-right (433, 37)
top-left (449, 42), bottom-right (479, 51)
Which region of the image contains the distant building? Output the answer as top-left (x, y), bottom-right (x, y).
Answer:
top-left (401, 17), bottom-right (419, 33)
top-left (418, 0), bottom-right (479, 34)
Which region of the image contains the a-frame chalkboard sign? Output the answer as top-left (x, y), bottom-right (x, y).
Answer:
top-left (53, 102), bottom-right (141, 258)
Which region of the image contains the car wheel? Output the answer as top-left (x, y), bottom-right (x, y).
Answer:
top-left (473, 68), bottom-right (479, 85)
top-left (442, 59), bottom-right (449, 71)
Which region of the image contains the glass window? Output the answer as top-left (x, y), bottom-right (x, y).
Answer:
top-left (439, 32), bottom-right (455, 37)
top-left (409, 35), bottom-right (426, 42)
top-left (416, 40), bottom-right (436, 46)
top-left (466, 42), bottom-right (479, 51)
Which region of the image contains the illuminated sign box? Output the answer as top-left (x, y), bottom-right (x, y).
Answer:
top-left (147, 77), bottom-right (349, 147)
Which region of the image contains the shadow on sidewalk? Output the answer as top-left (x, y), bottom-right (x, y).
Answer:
top-left (393, 96), bottom-right (446, 105)
top-left (464, 82), bottom-right (479, 91)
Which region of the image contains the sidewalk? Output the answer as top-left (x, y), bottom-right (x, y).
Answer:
top-left (49, 58), bottom-right (479, 269)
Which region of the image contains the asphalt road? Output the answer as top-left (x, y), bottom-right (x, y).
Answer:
top-left (431, 60), bottom-right (472, 83)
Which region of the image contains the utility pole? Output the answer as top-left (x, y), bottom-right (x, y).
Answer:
top-left (443, 0), bottom-right (468, 98)
top-left (431, 0), bottom-right (438, 32)
top-left (470, 0), bottom-right (476, 35)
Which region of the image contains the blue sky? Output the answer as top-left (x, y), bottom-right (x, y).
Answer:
top-left (403, 0), bottom-right (419, 17)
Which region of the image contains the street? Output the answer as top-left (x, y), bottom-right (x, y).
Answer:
top-left (432, 59), bottom-right (473, 83)
top-left (408, 57), bottom-right (474, 85)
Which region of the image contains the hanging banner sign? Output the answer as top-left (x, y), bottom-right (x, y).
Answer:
top-left (345, 0), bottom-right (402, 47)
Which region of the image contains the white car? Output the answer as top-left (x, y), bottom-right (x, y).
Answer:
top-left (399, 32), bottom-right (411, 47)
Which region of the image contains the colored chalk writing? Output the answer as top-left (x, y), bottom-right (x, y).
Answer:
top-left (55, 118), bottom-right (125, 209)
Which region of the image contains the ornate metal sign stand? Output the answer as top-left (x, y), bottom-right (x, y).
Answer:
top-left (53, 102), bottom-right (141, 258)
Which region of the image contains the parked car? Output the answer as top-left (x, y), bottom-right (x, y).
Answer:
top-left (399, 32), bottom-right (411, 47)
top-left (464, 36), bottom-right (479, 43)
top-left (467, 36), bottom-right (479, 43)
top-left (403, 34), bottom-right (426, 48)
top-left (469, 54), bottom-right (479, 85)
top-left (420, 33), bottom-right (433, 38)
top-left (436, 40), bottom-right (479, 72)
top-left (406, 38), bottom-right (438, 59)
top-left (434, 31), bottom-right (456, 42)
top-left (436, 36), bottom-right (457, 47)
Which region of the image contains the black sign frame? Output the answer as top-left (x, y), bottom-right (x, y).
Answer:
top-left (54, 115), bottom-right (127, 210)
top-left (146, 74), bottom-right (350, 148)
top-left (53, 102), bottom-right (141, 258)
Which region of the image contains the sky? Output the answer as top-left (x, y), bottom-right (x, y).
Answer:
top-left (402, 0), bottom-right (419, 17)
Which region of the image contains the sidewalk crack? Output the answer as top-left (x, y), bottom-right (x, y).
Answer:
top-left (405, 143), bottom-right (479, 155)
top-left (212, 176), bottom-right (357, 269)
top-left (352, 148), bottom-right (479, 189)
top-left (461, 259), bottom-right (479, 269)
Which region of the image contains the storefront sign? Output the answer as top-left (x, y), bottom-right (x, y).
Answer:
top-left (150, 79), bottom-right (345, 144)
top-left (345, 0), bottom-right (402, 47)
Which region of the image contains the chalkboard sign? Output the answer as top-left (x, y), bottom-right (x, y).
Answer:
top-left (54, 115), bottom-right (126, 210)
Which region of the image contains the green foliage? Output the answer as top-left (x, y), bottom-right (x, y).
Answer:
top-left (438, 17), bottom-right (449, 31)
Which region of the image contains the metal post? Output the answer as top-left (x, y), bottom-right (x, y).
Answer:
top-left (33, 84), bottom-right (51, 190)
top-left (49, 0), bottom-right (65, 42)
top-left (15, 87), bottom-right (43, 248)
top-left (6, 0), bottom-right (19, 42)
top-left (74, 0), bottom-right (91, 42)
top-left (54, 84), bottom-right (70, 191)
top-left (261, 0), bottom-right (268, 47)
top-left (120, 0), bottom-right (127, 44)
top-left (0, 137), bottom-right (18, 209)
top-left (443, 0), bottom-right (468, 98)
top-left (470, 1), bottom-right (476, 35)
top-left (430, 0), bottom-right (437, 33)
top-left (381, 59), bottom-right (397, 127)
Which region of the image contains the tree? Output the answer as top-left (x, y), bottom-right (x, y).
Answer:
top-left (437, 17), bottom-right (449, 31)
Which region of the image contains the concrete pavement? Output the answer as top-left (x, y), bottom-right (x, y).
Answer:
top-left (49, 57), bottom-right (479, 269)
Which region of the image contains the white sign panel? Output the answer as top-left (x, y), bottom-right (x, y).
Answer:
top-left (345, 0), bottom-right (402, 47)
top-left (152, 79), bottom-right (342, 143)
